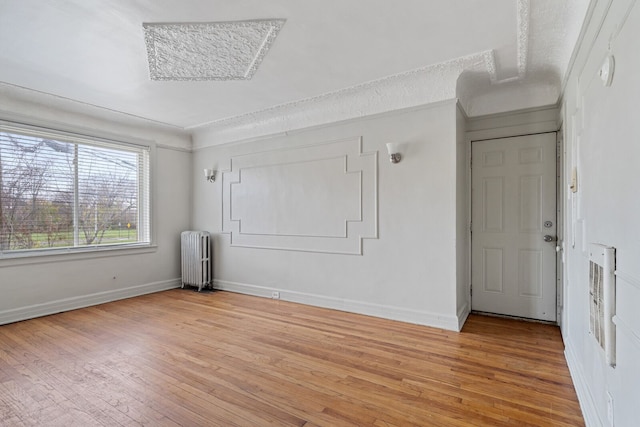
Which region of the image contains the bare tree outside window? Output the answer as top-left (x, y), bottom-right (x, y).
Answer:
top-left (0, 128), bottom-right (148, 253)
top-left (77, 145), bottom-right (138, 245)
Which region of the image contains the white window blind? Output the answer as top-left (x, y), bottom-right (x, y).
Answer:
top-left (0, 122), bottom-right (150, 254)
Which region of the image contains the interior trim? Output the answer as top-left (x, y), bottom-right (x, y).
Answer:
top-left (214, 279), bottom-right (462, 331)
top-left (0, 279), bottom-right (180, 326)
top-left (565, 343), bottom-right (602, 427)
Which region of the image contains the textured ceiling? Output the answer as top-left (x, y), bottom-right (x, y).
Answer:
top-left (143, 20), bottom-right (285, 81)
top-left (0, 0), bottom-right (590, 143)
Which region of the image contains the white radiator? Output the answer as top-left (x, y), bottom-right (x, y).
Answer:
top-left (181, 231), bottom-right (212, 291)
top-left (589, 243), bottom-right (616, 367)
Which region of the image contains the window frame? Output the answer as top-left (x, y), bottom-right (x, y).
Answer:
top-left (0, 119), bottom-right (156, 264)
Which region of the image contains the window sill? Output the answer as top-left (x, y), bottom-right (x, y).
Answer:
top-left (0, 243), bottom-right (158, 268)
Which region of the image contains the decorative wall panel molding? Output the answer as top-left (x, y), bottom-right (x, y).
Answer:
top-left (612, 270), bottom-right (640, 348)
top-left (143, 19), bottom-right (285, 81)
top-left (221, 137), bottom-right (378, 254)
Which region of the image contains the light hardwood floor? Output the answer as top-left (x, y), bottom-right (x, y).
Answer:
top-left (0, 289), bottom-right (584, 426)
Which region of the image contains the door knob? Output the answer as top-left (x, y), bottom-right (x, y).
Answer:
top-left (543, 235), bottom-right (557, 242)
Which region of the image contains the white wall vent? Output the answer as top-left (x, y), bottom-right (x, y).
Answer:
top-left (588, 244), bottom-right (616, 367)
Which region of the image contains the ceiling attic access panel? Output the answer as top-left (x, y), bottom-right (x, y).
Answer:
top-left (143, 19), bottom-right (285, 81)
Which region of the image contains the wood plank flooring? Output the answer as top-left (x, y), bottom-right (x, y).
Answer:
top-left (0, 289), bottom-right (584, 426)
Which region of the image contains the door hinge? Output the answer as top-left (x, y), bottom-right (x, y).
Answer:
top-left (470, 222), bottom-right (472, 233)
top-left (470, 285), bottom-right (473, 296)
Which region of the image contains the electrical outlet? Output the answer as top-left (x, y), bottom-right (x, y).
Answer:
top-left (271, 291), bottom-right (280, 299)
top-left (606, 391), bottom-right (614, 426)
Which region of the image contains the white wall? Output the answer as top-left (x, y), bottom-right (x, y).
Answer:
top-left (0, 104), bottom-right (192, 324)
top-left (561, 0), bottom-right (640, 426)
top-left (455, 104), bottom-right (470, 327)
top-left (192, 101), bottom-right (469, 330)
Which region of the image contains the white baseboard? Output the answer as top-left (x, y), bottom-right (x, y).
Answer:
top-left (456, 302), bottom-right (470, 331)
top-left (0, 279), bottom-right (181, 325)
top-left (214, 279), bottom-right (460, 331)
top-left (565, 343), bottom-right (602, 427)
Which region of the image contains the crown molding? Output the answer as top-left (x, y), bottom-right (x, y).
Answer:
top-left (2, 1), bottom-right (545, 149)
top-left (190, 0), bottom-right (533, 146)
top-left (191, 51), bottom-right (491, 148)
top-left (0, 82), bottom-right (192, 150)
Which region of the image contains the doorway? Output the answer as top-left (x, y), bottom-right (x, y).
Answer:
top-left (471, 132), bottom-right (557, 321)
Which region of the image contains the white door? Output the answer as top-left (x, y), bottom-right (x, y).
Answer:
top-left (471, 133), bottom-right (557, 321)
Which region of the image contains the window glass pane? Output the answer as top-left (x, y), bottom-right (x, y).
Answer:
top-left (77, 145), bottom-right (139, 246)
top-left (0, 125), bottom-right (150, 254)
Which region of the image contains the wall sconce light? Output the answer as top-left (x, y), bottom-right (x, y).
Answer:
top-left (599, 53), bottom-right (615, 87)
top-left (203, 168), bottom-right (216, 183)
top-left (386, 142), bottom-right (401, 164)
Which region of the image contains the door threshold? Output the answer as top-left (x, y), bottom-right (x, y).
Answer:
top-left (471, 310), bottom-right (557, 326)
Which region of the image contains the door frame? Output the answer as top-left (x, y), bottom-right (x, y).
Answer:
top-left (467, 130), bottom-right (562, 323)
top-left (556, 127), bottom-right (564, 329)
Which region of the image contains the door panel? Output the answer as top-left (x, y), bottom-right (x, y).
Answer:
top-left (471, 133), bottom-right (557, 321)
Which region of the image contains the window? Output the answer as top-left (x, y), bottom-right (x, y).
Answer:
top-left (0, 122), bottom-right (150, 255)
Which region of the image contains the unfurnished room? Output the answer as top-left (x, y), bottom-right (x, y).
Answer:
top-left (0, 1), bottom-right (638, 426)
